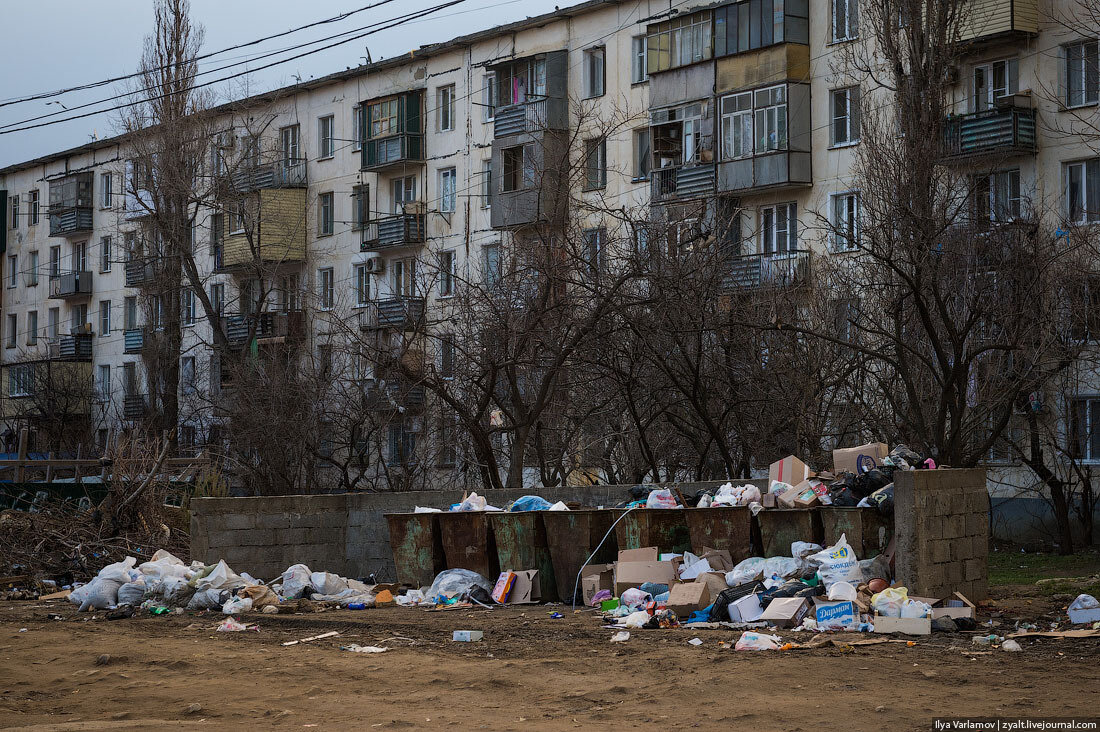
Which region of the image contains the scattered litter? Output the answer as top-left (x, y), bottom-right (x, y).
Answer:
top-left (610, 631), bottom-right (630, 643)
top-left (734, 631), bottom-right (782, 651)
top-left (687, 637), bottom-right (703, 646)
top-left (216, 617), bottom-right (257, 632)
top-left (1001, 639), bottom-right (1022, 652)
top-left (452, 630), bottom-right (483, 642)
top-left (281, 631), bottom-right (339, 646)
top-left (343, 644), bottom-right (389, 653)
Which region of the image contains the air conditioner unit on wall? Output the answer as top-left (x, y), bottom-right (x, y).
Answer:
top-left (365, 256), bottom-right (385, 274)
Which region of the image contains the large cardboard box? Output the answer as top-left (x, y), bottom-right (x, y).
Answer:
top-left (618, 547), bottom-right (659, 563)
top-left (759, 597), bottom-right (809, 628)
top-left (873, 615), bottom-right (931, 635)
top-left (614, 561), bottom-right (678, 596)
top-left (508, 570), bottom-right (541, 604)
top-left (729, 593), bottom-right (764, 622)
top-left (769, 456), bottom-right (810, 489)
top-left (697, 548), bottom-right (734, 573)
top-left (695, 572), bottom-right (729, 598)
top-left (580, 563), bottom-right (615, 606)
top-left (908, 592), bottom-right (976, 620)
top-left (833, 442), bottom-right (889, 475)
top-left (667, 581), bottom-right (710, 618)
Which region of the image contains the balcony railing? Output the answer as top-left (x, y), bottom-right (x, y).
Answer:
top-left (944, 107), bottom-right (1037, 160)
top-left (123, 328), bottom-right (145, 354)
top-left (362, 134), bottom-right (424, 171)
top-left (362, 213), bottom-right (426, 250)
top-left (125, 257), bottom-right (156, 287)
top-left (49, 271), bottom-right (92, 299)
top-left (221, 311), bottom-right (305, 347)
top-left (723, 250), bottom-right (812, 289)
top-left (651, 163), bottom-right (716, 202)
top-left (48, 206), bottom-right (94, 237)
top-left (47, 333), bottom-right (93, 361)
top-left (363, 380), bottom-right (426, 412)
top-left (123, 393), bottom-right (147, 420)
top-left (362, 297), bottom-right (426, 330)
top-left (229, 157), bottom-right (307, 191)
top-left (493, 98), bottom-right (549, 138)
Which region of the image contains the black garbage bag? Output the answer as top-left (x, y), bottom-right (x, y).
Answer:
top-left (762, 579), bottom-right (810, 602)
top-left (628, 484), bottom-right (651, 501)
top-left (853, 468), bottom-right (892, 498)
top-left (829, 485), bottom-right (860, 506)
top-left (794, 583), bottom-right (825, 598)
top-left (869, 483), bottom-right (894, 515)
top-left (709, 581), bottom-right (764, 622)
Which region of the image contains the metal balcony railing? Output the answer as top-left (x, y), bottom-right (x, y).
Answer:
top-left (229, 157), bottom-right (308, 191)
top-left (221, 311), bottom-right (305, 347)
top-left (123, 328), bottom-right (145, 354)
top-left (47, 206), bottom-right (94, 237)
top-left (943, 107), bottom-right (1037, 159)
top-left (650, 163), bottom-right (716, 201)
top-left (493, 97), bottom-right (549, 137)
top-left (363, 380), bottom-right (426, 411)
top-left (123, 393), bottom-right (147, 420)
top-left (723, 250), bottom-right (812, 289)
top-left (48, 271), bottom-right (92, 299)
top-left (47, 333), bottom-right (93, 360)
top-left (363, 213), bottom-right (426, 250)
top-left (362, 297), bottom-right (426, 330)
top-left (125, 257), bottom-right (156, 287)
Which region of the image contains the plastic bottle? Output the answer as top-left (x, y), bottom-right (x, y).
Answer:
top-left (348, 602), bottom-right (367, 610)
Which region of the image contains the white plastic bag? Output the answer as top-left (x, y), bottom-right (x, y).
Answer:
top-left (871, 586), bottom-right (908, 618)
top-left (735, 631), bottom-right (782, 651)
top-left (620, 588), bottom-right (652, 608)
top-left (548, 501), bottom-right (569, 511)
top-left (827, 581), bottom-right (858, 602)
top-left (187, 587), bottom-right (229, 610)
top-left (455, 493), bottom-right (487, 512)
top-left (117, 582), bottom-right (146, 606)
top-left (623, 610), bottom-right (652, 628)
top-left (97, 557), bottom-right (137, 584)
top-left (193, 560), bottom-right (244, 591)
top-left (222, 596), bottom-right (253, 614)
top-left (791, 542), bottom-right (823, 560)
top-left (74, 578), bottom-right (123, 611)
top-left (645, 489), bottom-right (678, 509)
top-left (279, 564), bottom-right (312, 599)
top-left (761, 556), bottom-right (806, 580)
top-left (806, 534), bottom-right (862, 589)
top-left (427, 569), bottom-right (493, 599)
top-left (310, 571), bottom-right (349, 596)
top-left (900, 599), bottom-right (932, 618)
top-left (726, 557), bottom-right (768, 586)
top-left (713, 483), bottom-right (761, 506)
top-left (1069, 594), bottom-right (1099, 611)
top-left (414, 506), bottom-right (442, 513)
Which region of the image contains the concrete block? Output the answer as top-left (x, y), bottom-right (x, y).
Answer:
top-left (931, 541), bottom-right (952, 564)
top-left (945, 562), bottom-right (963, 585)
top-left (965, 513), bottom-right (985, 537)
top-left (964, 558), bottom-right (984, 582)
top-left (943, 515), bottom-right (965, 539)
top-left (222, 513), bottom-right (256, 531)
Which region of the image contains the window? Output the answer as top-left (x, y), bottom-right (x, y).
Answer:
top-left (439, 250), bottom-right (455, 297)
top-left (631, 36), bottom-right (649, 84)
top-left (26, 311), bottom-right (37, 345)
top-left (181, 289), bottom-right (196, 326)
top-left (830, 86), bottom-right (860, 146)
top-left (73, 241), bottom-right (87, 272)
top-left (1070, 397), bottom-right (1100, 461)
top-left (583, 228), bottom-right (605, 273)
top-left (646, 12), bottom-right (714, 74)
top-left (355, 263), bottom-right (370, 306)
top-left (9, 364), bottom-right (33, 396)
top-left (151, 295), bottom-right (164, 330)
top-left (481, 160), bottom-right (493, 207)
top-left (99, 300), bottom-right (111, 335)
top-left (369, 98), bottom-right (399, 137)
top-left (713, 0), bottom-right (810, 56)
top-left (318, 192), bottom-right (334, 236)
top-left (975, 170), bottom-right (1022, 222)
top-left (7, 256), bottom-right (16, 288)
top-left (633, 128), bottom-right (651, 180)
top-left (585, 138), bottom-right (607, 190)
top-left (181, 356), bottom-right (196, 395)
top-left (501, 145), bottom-right (533, 192)
top-left (392, 175), bottom-right (417, 214)
top-left (972, 59), bottom-right (1019, 112)
top-left (96, 364), bottom-right (111, 401)
top-left (1064, 40), bottom-right (1100, 108)
top-left (352, 105), bottom-right (364, 151)
top-left (1065, 159), bottom-right (1100, 223)
top-left (100, 236), bottom-right (112, 272)
top-left (760, 202), bottom-right (798, 254)
top-left (318, 115), bottom-right (335, 158)
top-left (388, 424), bottom-right (417, 467)
top-left (720, 92), bottom-right (753, 159)
top-left (6, 314), bottom-right (16, 347)
top-left (439, 168), bottom-right (457, 213)
top-left (49, 246), bottom-right (60, 278)
top-left (124, 296), bottom-right (138, 329)
top-left (48, 308), bottom-right (59, 339)
top-left (482, 73), bottom-right (497, 122)
top-left (832, 192), bottom-right (861, 251)
top-left (832, 0), bottom-right (858, 42)
top-left (832, 298), bottom-right (859, 343)
top-left (27, 251), bottom-right (38, 287)
top-left (438, 85), bottom-right (455, 131)
top-left (281, 274), bottom-right (301, 311)
top-left (28, 190), bottom-right (39, 226)
top-left (440, 333), bottom-right (455, 378)
top-left (755, 86), bottom-right (788, 152)
top-left (280, 124), bottom-right (300, 166)
top-left (9, 195), bottom-right (18, 229)
top-left (101, 172), bottom-right (113, 208)
top-left (484, 243), bottom-right (501, 287)
top-left (393, 258), bottom-right (416, 297)
top-left (209, 283), bottom-right (224, 317)
top-left (584, 47), bottom-right (606, 98)
top-left (319, 268), bottom-right (334, 309)
top-left (353, 184), bottom-right (369, 230)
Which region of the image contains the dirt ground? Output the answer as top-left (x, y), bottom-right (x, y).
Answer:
top-left (1, 586), bottom-right (1098, 732)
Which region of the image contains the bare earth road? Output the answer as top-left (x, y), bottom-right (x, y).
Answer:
top-left (1, 592), bottom-right (1097, 731)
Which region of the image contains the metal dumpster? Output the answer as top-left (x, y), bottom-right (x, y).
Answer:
top-left (436, 511), bottom-right (499, 580)
top-left (488, 512), bottom-right (558, 601)
top-left (612, 508), bottom-right (691, 554)
top-left (385, 513), bottom-right (446, 588)
top-left (685, 506), bottom-right (758, 562)
top-left (755, 509), bottom-right (822, 557)
top-left (820, 506), bottom-right (891, 557)
top-left (542, 509), bottom-right (618, 603)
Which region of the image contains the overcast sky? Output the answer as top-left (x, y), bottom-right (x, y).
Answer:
top-left (0, 0), bottom-right (571, 168)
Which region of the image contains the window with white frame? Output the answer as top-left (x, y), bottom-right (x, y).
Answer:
top-left (101, 172), bottom-right (113, 208)
top-left (355, 263), bottom-right (370, 306)
top-left (633, 128), bottom-right (651, 180)
top-left (1070, 396), bottom-right (1100, 461)
top-left (7, 256), bottom-right (16, 288)
top-left (484, 243), bottom-right (501, 287)
top-left (9, 363), bottom-right (33, 396)
top-left (27, 251), bottom-right (38, 287)
top-left (439, 250), bottom-right (455, 297)
top-left (482, 73), bottom-right (497, 122)
top-left (831, 192), bottom-right (861, 251)
top-left (48, 307), bottom-right (59, 339)
top-left (1064, 39), bottom-right (1100, 108)
top-left (318, 192), bottom-right (334, 236)
top-left (280, 124), bottom-right (300, 165)
top-left (583, 228), bottom-right (605, 273)
top-left (49, 246), bottom-right (60, 278)
top-left (830, 86), bottom-right (860, 146)
top-left (209, 284), bottom-right (224, 317)
top-left (646, 12), bottom-right (714, 73)
top-left (319, 268), bottom-right (334, 309)
top-left (584, 47), bottom-right (606, 98)
top-left (97, 364), bottom-right (111, 401)
top-left (318, 115), bottom-right (335, 158)
top-left (28, 190), bottom-right (39, 226)
top-left (585, 137), bottom-right (607, 190)
top-left (73, 241), bottom-right (87, 272)
top-left (631, 36), bottom-right (649, 84)
top-left (439, 168), bottom-right (457, 212)
top-left (6, 314), bottom-right (16, 347)
top-left (8, 195), bottom-right (19, 230)
top-left (181, 356), bottom-right (197, 395)
top-left (481, 160), bottom-right (493, 207)
top-left (755, 86), bottom-right (788, 152)
top-left (972, 59), bottom-right (1019, 112)
top-left (392, 175), bottom-right (417, 214)
top-left (181, 289), bottom-right (196, 326)
top-left (1065, 159), bottom-right (1100, 223)
top-left (281, 273), bottom-right (301, 311)
top-left (353, 184), bottom-right (369, 230)
top-left (26, 311), bottom-right (37, 345)
top-left (760, 202), bottom-right (798, 254)
top-left (975, 169), bottom-right (1022, 222)
top-left (99, 300), bottom-right (111, 335)
top-left (352, 106), bottom-right (363, 151)
top-left (832, 0), bottom-right (858, 41)
top-left (394, 258), bottom-right (416, 297)
top-left (100, 236), bottom-right (111, 272)
top-left (720, 91), bottom-right (753, 159)
top-left (438, 85), bottom-right (455, 132)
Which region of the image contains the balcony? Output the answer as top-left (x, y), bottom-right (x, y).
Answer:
top-left (493, 98), bottom-right (552, 138)
top-left (48, 172), bottom-right (94, 237)
top-left (959, 0), bottom-right (1038, 44)
top-left (362, 134), bottom-right (424, 172)
top-left (229, 157), bottom-right (307, 192)
top-left (123, 393), bottom-right (147, 420)
top-left (362, 297), bottom-right (426, 331)
top-left (221, 311), bottom-right (305, 348)
top-left (651, 164), bottom-right (716, 202)
top-left (125, 257), bottom-right (156, 287)
top-left (48, 206), bottom-right (94, 237)
top-left (222, 188), bottom-right (307, 269)
top-left (48, 271), bottom-right (92, 299)
top-left (124, 328), bottom-right (146, 354)
top-left (47, 333), bottom-right (93, 361)
top-left (361, 90), bottom-right (424, 172)
top-left (362, 213), bottom-right (426, 251)
top-left (943, 106), bottom-right (1037, 161)
top-left (363, 380), bottom-right (426, 412)
top-left (722, 250), bottom-right (812, 289)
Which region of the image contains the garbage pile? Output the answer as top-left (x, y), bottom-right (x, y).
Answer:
top-left (414, 493), bottom-right (570, 513)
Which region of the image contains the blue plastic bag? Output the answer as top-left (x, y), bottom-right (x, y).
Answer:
top-left (509, 495), bottom-right (553, 512)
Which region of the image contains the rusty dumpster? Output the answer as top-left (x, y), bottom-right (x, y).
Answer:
top-left (819, 506), bottom-right (891, 557)
top-left (612, 508), bottom-right (691, 554)
top-left (542, 509), bottom-right (618, 602)
top-left (755, 509), bottom-right (822, 557)
top-left (385, 512), bottom-right (446, 588)
top-left (436, 511), bottom-right (499, 580)
top-left (488, 511), bottom-right (559, 601)
top-left (685, 506), bottom-right (758, 561)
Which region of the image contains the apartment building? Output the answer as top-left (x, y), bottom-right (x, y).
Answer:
top-left (0, 0), bottom-right (1097, 501)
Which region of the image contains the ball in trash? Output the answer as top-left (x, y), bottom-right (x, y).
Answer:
top-left (868, 578), bottom-right (888, 594)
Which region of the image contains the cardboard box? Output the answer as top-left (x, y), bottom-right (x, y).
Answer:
top-left (759, 597), bottom-right (809, 628)
top-left (777, 483), bottom-right (803, 508)
top-left (728, 593), bottom-right (764, 622)
top-left (580, 563), bottom-right (614, 606)
top-left (695, 571), bottom-right (729, 598)
top-left (760, 493), bottom-right (777, 509)
top-left (618, 547), bottom-right (659, 563)
top-left (507, 569), bottom-right (541, 604)
top-left (909, 592), bottom-right (977, 620)
top-left (667, 581), bottom-right (711, 618)
top-left (614, 561), bottom-right (678, 596)
top-left (792, 481), bottom-right (821, 508)
top-left (491, 571), bottom-right (517, 603)
top-left (833, 442), bottom-right (889, 475)
top-left (769, 455), bottom-right (810, 490)
top-left (813, 598), bottom-right (858, 630)
top-left (873, 615), bottom-right (931, 635)
top-left (698, 548), bottom-right (734, 573)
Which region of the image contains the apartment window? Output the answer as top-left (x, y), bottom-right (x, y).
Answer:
top-left (583, 228), bottom-right (605, 273)
top-left (720, 91), bottom-right (753, 159)
top-left (370, 98), bottom-right (399, 137)
top-left (6, 314), bottom-right (16, 347)
top-left (831, 86), bottom-right (860, 146)
top-left (832, 192), bottom-right (861, 251)
top-left (8, 364), bottom-right (32, 396)
top-left (1065, 159), bottom-right (1100, 223)
top-left (755, 85), bottom-right (788, 152)
top-left (99, 300), bottom-right (111, 335)
top-left (49, 246), bottom-right (60, 278)
top-left (439, 250), bottom-right (456, 297)
top-left (1070, 397), bottom-right (1100, 461)
top-left (27, 251), bottom-right (38, 287)
top-left (482, 73), bottom-right (497, 122)
top-left (48, 308), bottom-right (59, 339)
top-left (438, 85), bottom-right (455, 132)
top-left (124, 296), bottom-right (138, 329)
top-left (974, 169), bottom-right (1022, 223)
top-left (9, 195), bottom-right (18, 229)
top-left (439, 168), bottom-right (457, 213)
top-left (352, 105), bottom-right (364, 151)
top-left (632, 36), bottom-right (649, 84)
top-left (101, 172), bottom-right (113, 208)
top-left (393, 258), bottom-right (416, 297)
top-left (281, 273), bottom-right (301, 311)
top-left (646, 12), bottom-right (714, 74)
top-left (440, 333), bottom-right (455, 378)
top-left (7, 256), bottom-right (16, 288)
top-left (319, 267), bottom-right (335, 309)
top-left (484, 243), bottom-right (501, 287)
top-left (151, 295), bottom-right (164, 330)
top-left (760, 202), bottom-right (797, 254)
top-left (481, 160), bottom-right (493, 207)
top-left (628, 128), bottom-right (651, 182)
top-left (355, 263), bottom-right (370, 306)
top-left (99, 236), bottom-right (112, 272)
top-left (97, 365), bottom-right (111, 401)
top-left (585, 138), bottom-right (607, 190)
top-left (209, 283), bottom-right (224, 317)
top-left (280, 124), bottom-right (300, 165)
top-left (28, 190), bottom-right (39, 226)
top-left (318, 115), bottom-right (335, 158)
top-left (1064, 40), bottom-right (1100, 108)
top-left (973, 59), bottom-right (1019, 112)
top-left (353, 184), bottom-right (369, 230)
top-left (26, 311), bottom-right (37, 345)
top-left (388, 424), bottom-right (417, 467)
top-left (501, 145), bottom-right (528, 192)
top-left (392, 175), bottom-right (417, 214)
top-left (584, 47), bottom-right (606, 98)
top-left (714, 0), bottom-right (810, 56)
top-left (832, 0), bottom-right (858, 42)
top-left (73, 241), bottom-right (87, 272)
top-left (318, 192), bottom-right (334, 236)
top-left (181, 356), bottom-right (196, 395)
top-left (181, 289), bottom-right (196, 326)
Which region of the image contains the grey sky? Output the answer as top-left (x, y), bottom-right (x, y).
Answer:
top-left (0, 0), bottom-right (570, 168)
